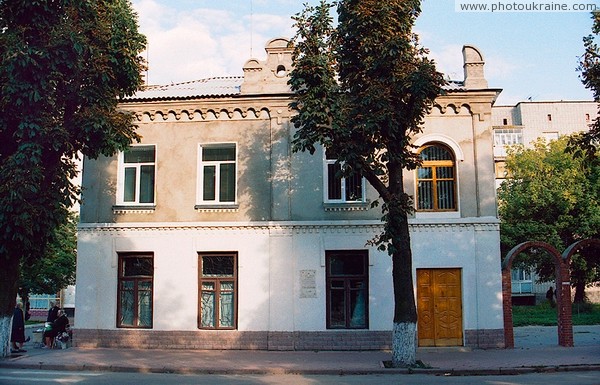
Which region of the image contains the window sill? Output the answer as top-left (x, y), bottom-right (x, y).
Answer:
top-left (414, 211), bottom-right (460, 219)
top-left (113, 205), bottom-right (156, 214)
top-left (195, 204), bottom-right (239, 213)
top-left (323, 202), bottom-right (370, 212)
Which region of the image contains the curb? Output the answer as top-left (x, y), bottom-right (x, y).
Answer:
top-left (2, 360), bottom-right (600, 376)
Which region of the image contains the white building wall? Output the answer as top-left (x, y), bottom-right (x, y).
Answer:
top-left (76, 218), bottom-right (502, 336)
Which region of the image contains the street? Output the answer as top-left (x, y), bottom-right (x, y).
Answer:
top-left (1, 369), bottom-right (600, 385)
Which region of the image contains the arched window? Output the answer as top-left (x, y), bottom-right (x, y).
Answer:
top-left (417, 143), bottom-right (457, 211)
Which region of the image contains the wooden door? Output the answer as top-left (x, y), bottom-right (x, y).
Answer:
top-left (417, 268), bottom-right (463, 347)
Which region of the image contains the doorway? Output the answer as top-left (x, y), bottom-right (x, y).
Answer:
top-left (417, 268), bottom-right (463, 347)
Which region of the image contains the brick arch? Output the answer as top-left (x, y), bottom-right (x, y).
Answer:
top-left (563, 238), bottom-right (600, 303)
top-left (562, 238), bottom-right (600, 260)
top-left (501, 241), bottom-right (572, 348)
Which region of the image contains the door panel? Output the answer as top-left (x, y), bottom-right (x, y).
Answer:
top-left (417, 268), bottom-right (463, 347)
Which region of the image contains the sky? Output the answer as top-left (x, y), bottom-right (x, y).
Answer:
top-left (131, 0), bottom-right (599, 105)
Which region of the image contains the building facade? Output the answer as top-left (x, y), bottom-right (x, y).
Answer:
top-left (492, 100), bottom-right (597, 303)
top-left (75, 38), bottom-right (505, 350)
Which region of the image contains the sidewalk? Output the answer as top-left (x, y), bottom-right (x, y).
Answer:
top-left (1, 325), bottom-right (599, 376)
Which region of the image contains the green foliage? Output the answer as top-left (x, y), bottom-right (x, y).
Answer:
top-left (498, 137), bottom-right (600, 299)
top-left (19, 213), bottom-right (78, 297)
top-left (570, 11), bottom-right (600, 163)
top-left (289, 0), bottom-right (444, 365)
top-left (289, 0), bottom-right (445, 252)
top-left (0, 0), bottom-right (146, 320)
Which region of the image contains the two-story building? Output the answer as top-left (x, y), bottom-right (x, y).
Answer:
top-left (75, 38), bottom-right (505, 350)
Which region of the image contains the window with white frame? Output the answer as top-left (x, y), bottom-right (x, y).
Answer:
top-left (511, 268), bottom-right (533, 294)
top-left (493, 128), bottom-right (523, 157)
top-left (118, 145), bottom-right (156, 205)
top-left (493, 128), bottom-right (523, 147)
top-left (416, 143), bottom-right (457, 211)
top-left (324, 149), bottom-right (365, 203)
top-left (198, 144), bottom-right (237, 204)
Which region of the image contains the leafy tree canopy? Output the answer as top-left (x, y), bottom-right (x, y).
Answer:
top-left (290, 0), bottom-right (445, 251)
top-left (0, 0), bottom-right (146, 357)
top-left (19, 213), bottom-right (78, 298)
top-left (571, 10), bottom-right (600, 162)
top-left (289, 0), bottom-right (444, 367)
top-left (498, 136), bottom-right (600, 302)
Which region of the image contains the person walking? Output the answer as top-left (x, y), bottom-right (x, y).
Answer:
top-left (10, 303), bottom-right (26, 353)
top-left (546, 286), bottom-right (556, 308)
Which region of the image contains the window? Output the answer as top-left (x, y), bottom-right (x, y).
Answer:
top-left (198, 144), bottom-right (237, 205)
top-left (493, 128), bottom-right (523, 157)
top-left (494, 128), bottom-right (523, 146)
top-left (117, 253), bottom-right (153, 328)
top-left (118, 145), bottom-right (156, 205)
top-left (324, 149), bottom-right (365, 203)
top-left (416, 144), bottom-right (457, 211)
top-left (511, 268), bottom-right (533, 294)
top-left (198, 253), bottom-right (237, 329)
top-left (326, 250), bottom-right (368, 329)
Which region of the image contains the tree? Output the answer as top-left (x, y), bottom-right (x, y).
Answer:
top-left (289, 0), bottom-right (444, 367)
top-left (570, 10), bottom-right (600, 162)
top-left (17, 213), bottom-right (78, 312)
top-left (498, 137), bottom-right (600, 302)
top-left (0, 0), bottom-right (146, 357)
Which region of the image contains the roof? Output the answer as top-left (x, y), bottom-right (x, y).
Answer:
top-left (122, 77), bottom-right (468, 102)
top-left (444, 80), bottom-right (467, 91)
top-left (123, 77), bottom-right (243, 102)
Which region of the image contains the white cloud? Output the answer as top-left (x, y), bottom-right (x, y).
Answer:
top-left (485, 53), bottom-right (520, 81)
top-left (427, 44), bottom-right (464, 81)
top-left (133, 0), bottom-right (296, 85)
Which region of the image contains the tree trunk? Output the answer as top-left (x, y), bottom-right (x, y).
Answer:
top-left (573, 280), bottom-right (587, 303)
top-left (0, 255), bottom-right (19, 357)
top-left (390, 212), bottom-right (417, 367)
top-left (377, 160), bottom-right (417, 368)
top-left (0, 315), bottom-right (11, 358)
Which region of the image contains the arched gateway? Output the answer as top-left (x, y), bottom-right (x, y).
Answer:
top-left (501, 239), bottom-right (600, 348)
top-left (502, 241), bottom-right (569, 348)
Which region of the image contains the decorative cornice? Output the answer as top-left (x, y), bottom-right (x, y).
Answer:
top-left (122, 98), bottom-right (294, 123)
top-left (79, 217), bottom-right (500, 235)
top-left (323, 202), bottom-right (371, 212)
top-left (194, 204), bottom-right (239, 213)
top-left (432, 102), bottom-right (472, 115)
top-left (112, 205), bottom-right (156, 215)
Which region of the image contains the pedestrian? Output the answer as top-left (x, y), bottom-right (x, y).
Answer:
top-left (546, 286), bottom-right (556, 308)
top-left (43, 309), bottom-right (70, 348)
top-left (10, 303), bottom-right (26, 353)
top-left (47, 301), bottom-right (59, 323)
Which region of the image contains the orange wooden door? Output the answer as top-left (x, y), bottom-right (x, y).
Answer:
top-left (417, 268), bottom-right (463, 347)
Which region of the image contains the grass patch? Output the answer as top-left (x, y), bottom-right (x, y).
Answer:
top-left (512, 302), bottom-right (600, 326)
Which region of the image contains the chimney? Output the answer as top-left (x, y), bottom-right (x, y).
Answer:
top-left (462, 45), bottom-right (488, 89)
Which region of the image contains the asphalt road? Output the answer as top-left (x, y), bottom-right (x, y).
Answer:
top-left (2, 368), bottom-right (600, 385)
